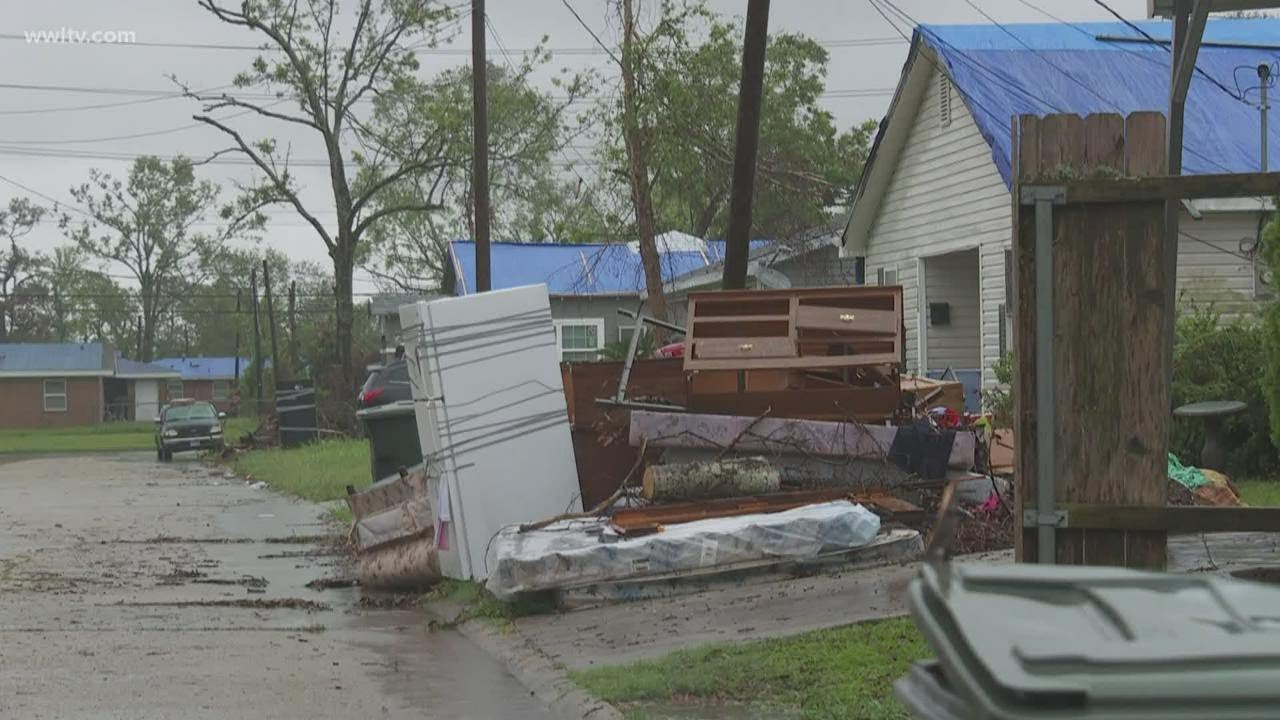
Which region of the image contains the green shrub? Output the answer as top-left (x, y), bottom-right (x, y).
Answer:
top-left (1262, 211), bottom-right (1280, 458)
top-left (982, 352), bottom-right (1014, 428)
top-left (1172, 302), bottom-right (1276, 477)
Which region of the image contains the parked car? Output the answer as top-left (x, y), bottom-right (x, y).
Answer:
top-left (155, 399), bottom-right (225, 461)
top-left (358, 359), bottom-right (413, 408)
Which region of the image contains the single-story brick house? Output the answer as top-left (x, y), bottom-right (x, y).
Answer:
top-left (114, 357), bottom-right (182, 422)
top-left (0, 343), bottom-right (119, 428)
top-left (151, 357), bottom-right (250, 413)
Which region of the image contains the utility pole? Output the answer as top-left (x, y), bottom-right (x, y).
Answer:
top-left (249, 268), bottom-right (264, 408)
top-left (233, 289), bottom-right (242, 382)
top-left (135, 315), bottom-right (142, 360)
top-left (473, 0), bottom-right (492, 292)
top-left (722, 0), bottom-right (770, 290)
top-left (1260, 63), bottom-right (1271, 172)
top-left (262, 260), bottom-right (282, 384)
top-left (287, 280), bottom-right (301, 373)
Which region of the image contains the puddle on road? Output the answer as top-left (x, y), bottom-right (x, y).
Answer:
top-left (339, 611), bottom-right (556, 719)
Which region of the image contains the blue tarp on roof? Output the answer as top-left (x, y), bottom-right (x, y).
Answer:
top-left (152, 357), bottom-right (251, 381)
top-left (918, 18), bottom-right (1280, 186)
top-left (0, 343), bottom-right (106, 373)
top-left (448, 239), bottom-right (771, 295)
top-left (116, 357), bottom-right (180, 377)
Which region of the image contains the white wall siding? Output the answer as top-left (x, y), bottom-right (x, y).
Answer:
top-left (863, 64), bottom-right (1011, 375)
top-left (860, 64), bottom-right (1266, 395)
top-left (922, 249), bottom-right (982, 371)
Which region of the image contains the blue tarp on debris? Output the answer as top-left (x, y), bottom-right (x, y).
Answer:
top-left (918, 19), bottom-right (1280, 186)
top-left (448, 238), bottom-right (771, 296)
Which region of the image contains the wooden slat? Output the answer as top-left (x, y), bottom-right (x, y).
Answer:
top-left (685, 386), bottom-right (901, 422)
top-left (1024, 171), bottom-right (1280, 204)
top-left (1058, 504), bottom-right (1280, 533)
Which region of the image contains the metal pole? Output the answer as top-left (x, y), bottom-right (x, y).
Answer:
top-left (1260, 64), bottom-right (1271, 172)
top-left (287, 280), bottom-right (300, 372)
top-left (262, 260), bottom-right (281, 385)
top-left (472, 0), bottom-right (492, 293)
top-left (233, 290), bottom-right (242, 382)
top-left (722, 0), bottom-right (770, 290)
top-left (249, 268), bottom-right (263, 407)
top-left (1034, 196), bottom-right (1056, 565)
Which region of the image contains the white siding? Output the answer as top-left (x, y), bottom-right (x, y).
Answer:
top-left (864, 65), bottom-right (1010, 376)
top-left (862, 65), bottom-right (1266, 390)
top-left (922, 249), bottom-right (981, 371)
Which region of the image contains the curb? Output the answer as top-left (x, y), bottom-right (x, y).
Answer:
top-left (456, 618), bottom-right (624, 720)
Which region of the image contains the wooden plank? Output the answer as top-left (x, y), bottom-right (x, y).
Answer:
top-left (687, 386), bottom-right (901, 421)
top-left (1024, 171), bottom-right (1280, 204)
top-left (686, 352), bottom-right (902, 372)
top-left (1058, 504), bottom-right (1280, 533)
top-left (1012, 114), bottom-right (1039, 563)
top-left (609, 489), bottom-right (922, 535)
top-left (1014, 112), bottom-right (1170, 569)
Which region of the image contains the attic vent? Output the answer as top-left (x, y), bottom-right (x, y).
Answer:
top-left (938, 74), bottom-right (952, 128)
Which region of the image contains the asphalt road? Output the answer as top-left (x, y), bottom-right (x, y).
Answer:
top-left (0, 452), bottom-right (553, 720)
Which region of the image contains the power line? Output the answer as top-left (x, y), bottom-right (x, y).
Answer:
top-left (0, 31), bottom-right (905, 54)
top-left (1089, 0), bottom-right (1250, 104)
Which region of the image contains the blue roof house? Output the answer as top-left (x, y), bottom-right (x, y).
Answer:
top-left (151, 357), bottom-right (252, 411)
top-left (841, 18), bottom-right (1280, 392)
top-left (442, 232), bottom-right (824, 360)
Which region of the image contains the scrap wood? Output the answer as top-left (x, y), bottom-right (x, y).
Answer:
top-left (518, 438), bottom-right (649, 533)
top-left (642, 456), bottom-right (781, 502)
top-left (609, 489), bottom-right (923, 535)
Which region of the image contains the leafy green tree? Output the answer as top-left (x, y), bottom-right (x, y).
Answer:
top-left (62, 157), bottom-right (243, 360)
top-left (609, 7), bottom-right (877, 241)
top-left (358, 53), bottom-right (595, 291)
top-left (0, 197), bottom-right (46, 341)
top-left (43, 245), bottom-right (135, 348)
top-left (186, 0), bottom-right (457, 392)
top-left (1259, 212), bottom-right (1280, 452)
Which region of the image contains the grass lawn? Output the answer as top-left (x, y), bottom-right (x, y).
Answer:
top-left (573, 618), bottom-right (928, 720)
top-left (1238, 478), bottom-right (1280, 507)
top-left (232, 438), bottom-right (371, 523)
top-left (0, 416), bottom-right (257, 455)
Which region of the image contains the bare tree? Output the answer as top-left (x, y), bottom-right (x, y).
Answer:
top-left (185, 0), bottom-right (455, 392)
top-left (0, 198), bottom-right (46, 341)
top-left (618, 0), bottom-right (668, 325)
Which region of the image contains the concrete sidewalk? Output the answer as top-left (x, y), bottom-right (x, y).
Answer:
top-left (514, 530), bottom-right (1280, 674)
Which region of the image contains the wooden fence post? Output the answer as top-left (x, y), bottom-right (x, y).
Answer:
top-left (1013, 111), bottom-right (1170, 569)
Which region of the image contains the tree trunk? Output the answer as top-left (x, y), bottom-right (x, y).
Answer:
top-left (642, 457), bottom-right (781, 502)
top-left (332, 240), bottom-right (357, 396)
top-left (620, 0), bottom-right (669, 331)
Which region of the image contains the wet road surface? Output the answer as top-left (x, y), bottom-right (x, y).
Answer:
top-left (0, 453), bottom-right (553, 719)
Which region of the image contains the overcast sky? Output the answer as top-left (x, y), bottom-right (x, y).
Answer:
top-left (1, 0), bottom-right (1150, 292)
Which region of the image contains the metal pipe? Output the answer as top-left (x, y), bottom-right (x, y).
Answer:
top-left (1034, 197), bottom-right (1056, 564)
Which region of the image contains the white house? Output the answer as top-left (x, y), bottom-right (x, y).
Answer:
top-left (842, 18), bottom-right (1277, 392)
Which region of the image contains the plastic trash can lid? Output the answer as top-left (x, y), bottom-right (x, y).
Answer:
top-left (910, 562), bottom-right (1280, 718)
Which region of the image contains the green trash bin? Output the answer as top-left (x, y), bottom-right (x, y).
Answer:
top-left (356, 401), bottom-right (423, 483)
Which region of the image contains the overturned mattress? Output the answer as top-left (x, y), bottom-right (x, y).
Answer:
top-left (485, 500), bottom-right (881, 600)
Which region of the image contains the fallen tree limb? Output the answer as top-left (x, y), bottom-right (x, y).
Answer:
top-left (642, 456), bottom-right (781, 502)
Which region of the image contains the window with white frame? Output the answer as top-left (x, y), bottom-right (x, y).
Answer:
top-left (618, 325), bottom-right (636, 345)
top-left (166, 379), bottom-right (184, 400)
top-left (212, 379), bottom-right (231, 401)
top-left (554, 319), bottom-right (605, 362)
top-left (43, 379), bottom-right (68, 412)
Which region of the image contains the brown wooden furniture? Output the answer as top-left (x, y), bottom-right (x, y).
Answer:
top-left (683, 287), bottom-right (904, 371)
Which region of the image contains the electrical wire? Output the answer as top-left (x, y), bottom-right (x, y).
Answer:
top-left (1089, 0), bottom-right (1250, 104)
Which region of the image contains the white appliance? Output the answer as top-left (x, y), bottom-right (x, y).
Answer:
top-left (399, 285), bottom-right (582, 580)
